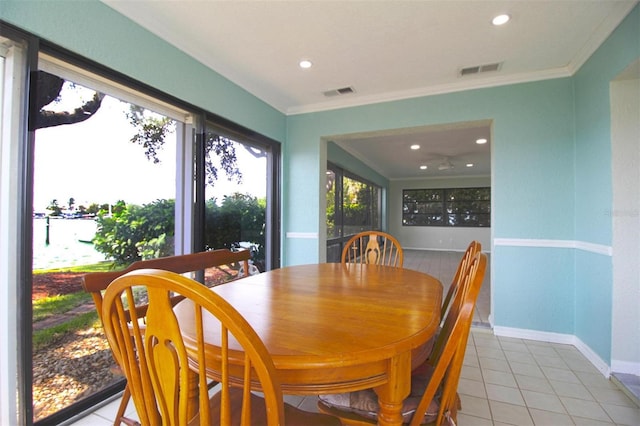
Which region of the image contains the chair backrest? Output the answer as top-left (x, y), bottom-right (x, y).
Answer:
top-left (82, 248), bottom-right (251, 326)
top-left (409, 296), bottom-right (477, 426)
top-left (341, 231), bottom-right (404, 267)
top-left (440, 241), bottom-right (481, 319)
top-left (102, 269), bottom-right (285, 426)
top-left (429, 251), bottom-right (486, 368)
top-left (409, 252), bottom-right (486, 426)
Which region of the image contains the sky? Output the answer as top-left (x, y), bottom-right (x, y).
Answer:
top-left (33, 85), bottom-right (265, 212)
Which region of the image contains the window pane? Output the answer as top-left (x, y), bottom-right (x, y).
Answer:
top-left (342, 175), bottom-right (375, 235)
top-left (403, 188), bottom-right (490, 227)
top-left (203, 128), bottom-right (267, 272)
top-left (326, 163), bottom-right (382, 262)
top-left (32, 71), bottom-right (178, 421)
top-left (326, 169), bottom-right (339, 239)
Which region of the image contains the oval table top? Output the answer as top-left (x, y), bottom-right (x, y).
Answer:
top-left (176, 262), bottom-right (443, 425)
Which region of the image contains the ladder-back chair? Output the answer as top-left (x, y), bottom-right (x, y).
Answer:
top-left (341, 231), bottom-right (404, 267)
top-left (82, 249), bottom-right (251, 426)
top-left (440, 241), bottom-right (482, 320)
top-left (318, 252), bottom-right (487, 425)
top-left (102, 269), bottom-right (339, 425)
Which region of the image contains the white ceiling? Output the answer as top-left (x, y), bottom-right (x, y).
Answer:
top-left (101, 0), bottom-right (637, 180)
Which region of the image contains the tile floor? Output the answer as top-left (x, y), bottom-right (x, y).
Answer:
top-left (64, 250), bottom-right (639, 425)
top-left (65, 328), bottom-right (640, 426)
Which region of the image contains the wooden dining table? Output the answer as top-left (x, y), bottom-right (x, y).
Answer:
top-left (175, 262), bottom-right (442, 426)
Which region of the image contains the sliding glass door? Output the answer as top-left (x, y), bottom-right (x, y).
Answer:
top-left (201, 122), bottom-right (279, 272)
top-left (0, 28), bottom-right (282, 424)
top-left (31, 57), bottom-right (191, 423)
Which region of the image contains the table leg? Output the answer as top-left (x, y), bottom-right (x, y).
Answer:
top-left (375, 351), bottom-right (412, 426)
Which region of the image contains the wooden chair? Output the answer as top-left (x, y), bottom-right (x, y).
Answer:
top-left (102, 269), bottom-right (340, 426)
top-left (82, 249), bottom-right (251, 426)
top-left (341, 231), bottom-right (404, 267)
top-left (317, 252), bottom-right (487, 426)
top-left (440, 241), bottom-right (481, 320)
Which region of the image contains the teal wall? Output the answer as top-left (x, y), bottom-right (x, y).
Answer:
top-left (571, 5), bottom-right (640, 363)
top-left (3, 0), bottom-right (639, 367)
top-left (0, 0), bottom-right (286, 143)
top-left (493, 246), bottom-right (575, 333)
top-left (287, 79), bottom-right (575, 252)
top-left (286, 77), bottom-right (577, 339)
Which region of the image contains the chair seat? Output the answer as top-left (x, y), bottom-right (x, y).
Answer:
top-left (317, 364), bottom-right (448, 425)
top-left (318, 391), bottom-right (461, 426)
top-left (194, 388), bottom-right (340, 426)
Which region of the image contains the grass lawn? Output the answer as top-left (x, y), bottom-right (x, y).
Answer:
top-left (33, 261), bottom-right (115, 349)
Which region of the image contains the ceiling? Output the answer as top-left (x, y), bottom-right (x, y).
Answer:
top-left (101, 0), bottom-right (636, 180)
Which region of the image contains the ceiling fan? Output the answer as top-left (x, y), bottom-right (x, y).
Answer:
top-left (437, 157), bottom-right (455, 171)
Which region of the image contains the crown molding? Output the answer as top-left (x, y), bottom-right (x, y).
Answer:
top-left (287, 68), bottom-right (571, 116)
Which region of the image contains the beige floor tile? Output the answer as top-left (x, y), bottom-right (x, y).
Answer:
top-left (483, 369), bottom-right (518, 388)
top-left (67, 414), bottom-right (112, 426)
top-left (541, 366), bottom-right (581, 384)
top-left (497, 336), bottom-right (525, 345)
top-left (500, 341), bottom-right (530, 353)
top-left (466, 340), bottom-right (476, 352)
top-left (566, 358), bottom-right (601, 374)
top-left (521, 389), bottom-right (567, 414)
top-left (550, 379), bottom-right (594, 400)
top-left (600, 402), bottom-right (640, 425)
top-left (456, 413), bottom-right (493, 425)
top-left (489, 400), bottom-right (534, 425)
top-left (464, 353), bottom-right (480, 368)
top-left (560, 396), bottom-right (612, 422)
top-left (486, 383), bottom-right (525, 406)
top-left (461, 365), bottom-right (483, 382)
top-left (477, 345), bottom-right (507, 360)
top-left (528, 408), bottom-right (574, 426)
top-left (479, 357), bottom-right (512, 373)
top-left (283, 394), bottom-right (305, 406)
top-left (515, 374), bottom-right (555, 394)
top-left (525, 343), bottom-right (558, 357)
top-left (571, 415), bottom-right (615, 425)
top-left (509, 360), bottom-right (545, 378)
top-left (504, 350), bottom-right (536, 365)
top-left (458, 377), bottom-right (488, 399)
top-left (67, 328), bottom-right (636, 426)
top-left (473, 334), bottom-right (502, 349)
top-left (588, 385), bottom-right (638, 407)
top-left (534, 353), bottom-right (569, 369)
top-left (575, 371), bottom-right (618, 389)
top-left (458, 394), bottom-right (492, 420)
top-left (297, 396), bottom-right (322, 413)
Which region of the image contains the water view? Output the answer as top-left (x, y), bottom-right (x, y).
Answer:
top-left (32, 218), bottom-right (106, 270)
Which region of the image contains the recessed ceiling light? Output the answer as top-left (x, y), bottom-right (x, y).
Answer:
top-left (299, 59), bottom-right (313, 69)
top-left (492, 14), bottom-right (510, 26)
top-left (420, 165), bottom-right (427, 170)
top-left (476, 138), bottom-right (488, 144)
top-left (410, 144), bottom-right (420, 150)
top-left (466, 163), bottom-right (474, 168)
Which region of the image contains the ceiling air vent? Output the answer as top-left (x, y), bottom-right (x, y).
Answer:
top-left (323, 86), bottom-right (356, 97)
top-left (459, 62), bottom-right (503, 77)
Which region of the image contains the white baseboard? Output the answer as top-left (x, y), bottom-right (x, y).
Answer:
top-left (493, 326), bottom-right (611, 378)
top-left (611, 359), bottom-right (640, 376)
